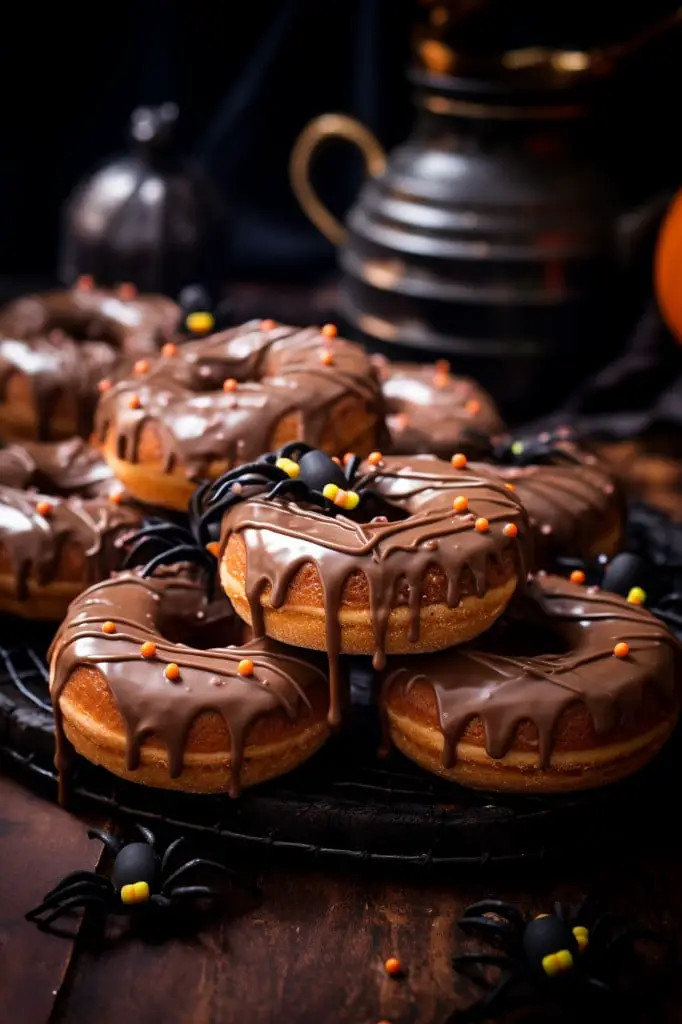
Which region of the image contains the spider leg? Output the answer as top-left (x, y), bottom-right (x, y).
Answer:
top-left (473, 970), bottom-right (527, 1019)
top-left (453, 953), bottom-right (516, 976)
top-left (278, 442), bottom-right (313, 461)
top-left (40, 870), bottom-right (110, 900)
top-left (161, 858), bottom-right (258, 895)
top-left (583, 976), bottom-right (613, 997)
top-left (141, 545), bottom-right (207, 577)
top-left (167, 885), bottom-right (223, 903)
top-left (160, 836), bottom-right (187, 875)
top-left (267, 479), bottom-right (312, 502)
top-left (459, 900), bottom-right (525, 930)
top-left (32, 893), bottom-right (111, 929)
top-left (134, 824), bottom-right (156, 847)
top-left (26, 880), bottom-right (114, 920)
top-left (87, 828), bottom-right (123, 855)
top-left (344, 454), bottom-right (361, 482)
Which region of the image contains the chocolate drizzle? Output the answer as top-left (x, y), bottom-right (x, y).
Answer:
top-left (0, 485), bottom-right (140, 602)
top-left (95, 321), bottom-right (384, 479)
top-left (0, 285), bottom-right (179, 440)
top-left (219, 454), bottom-right (531, 726)
top-left (0, 437), bottom-right (114, 496)
top-left (49, 569), bottom-right (329, 797)
top-left (376, 360), bottom-right (504, 458)
top-left (381, 574), bottom-right (679, 769)
top-left (480, 439), bottom-right (621, 562)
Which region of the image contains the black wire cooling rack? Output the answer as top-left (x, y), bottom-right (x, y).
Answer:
top-left (2, 500), bottom-right (682, 869)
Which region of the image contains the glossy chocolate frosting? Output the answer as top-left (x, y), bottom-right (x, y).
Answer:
top-left (0, 282), bottom-right (179, 440)
top-left (0, 437), bottom-right (114, 496)
top-left (375, 358), bottom-right (505, 458)
top-left (220, 454), bottom-right (531, 725)
top-left (95, 320), bottom-right (384, 479)
top-left (381, 574), bottom-right (679, 769)
top-left (50, 568), bottom-right (329, 796)
top-left (0, 484), bottom-right (140, 601)
top-left (482, 440), bottom-right (621, 562)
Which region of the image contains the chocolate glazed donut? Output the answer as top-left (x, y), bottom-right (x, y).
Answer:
top-left (49, 569), bottom-right (331, 798)
top-left (95, 319), bottom-right (385, 510)
top-left (380, 574), bottom-right (680, 792)
top-left (0, 277), bottom-right (179, 441)
top-left (0, 436), bottom-right (117, 497)
top-left (217, 453), bottom-right (531, 727)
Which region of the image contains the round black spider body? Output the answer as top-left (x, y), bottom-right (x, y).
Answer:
top-left (112, 842), bottom-right (159, 893)
top-left (601, 552), bottom-right (650, 597)
top-left (297, 449), bottom-right (347, 491)
top-left (523, 915), bottom-right (580, 976)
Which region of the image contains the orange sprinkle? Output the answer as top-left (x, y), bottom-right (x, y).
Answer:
top-left (164, 663), bottom-right (181, 681)
top-left (102, 621), bottom-right (116, 634)
top-left (320, 350), bottom-right (334, 366)
top-left (451, 453), bottom-right (467, 470)
top-left (452, 495), bottom-right (468, 513)
top-left (475, 517), bottom-right (489, 533)
top-left (223, 378), bottom-right (237, 392)
top-left (433, 372), bottom-right (449, 388)
top-left (128, 394), bottom-right (141, 410)
top-left (368, 451), bottom-right (384, 466)
top-left (109, 488), bottom-right (124, 505)
top-left (206, 541), bottom-right (220, 557)
top-left (384, 957), bottom-right (402, 976)
top-left (613, 642), bottom-right (630, 659)
top-left (36, 500), bottom-right (53, 518)
top-left (97, 378), bottom-right (112, 393)
top-left (162, 343), bottom-right (177, 358)
top-left (343, 452), bottom-right (356, 466)
top-left (117, 282), bottom-right (137, 300)
top-left (140, 641), bottom-right (157, 659)
top-left (238, 659), bottom-right (254, 676)
top-left (260, 318), bottom-right (276, 330)
top-left (570, 570), bottom-right (586, 585)
top-left (321, 323), bottom-right (338, 338)
top-left (435, 359), bottom-right (450, 375)
top-left (503, 523), bottom-right (518, 538)
top-left (134, 359), bottom-right (150, 375)
top-left (504, 482), bottom-right (516, 491)
top-left (75, 274), bottom-right (94, 291)
top-left (465, 399), bottom-right (481, 415)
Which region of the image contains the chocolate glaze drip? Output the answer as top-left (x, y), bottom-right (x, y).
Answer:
top-left (480, 441), bottom-right (621, 562)
top-left (0, 485), bottom-right (140, 601)
top-left (0, 285), bottom-right (179, 439)
top-left (220, 454), bottom-right (531, 726)
top-left (95, 320), bottom-right (384, 480)
top-left (49, 569), bottom-right (329, 797)
top-left (0, 438), bottom-right (114, 496)
top-left (381, 574), bottom-right (679, 769)
top-left (375, 359), bottom-right (504, 458)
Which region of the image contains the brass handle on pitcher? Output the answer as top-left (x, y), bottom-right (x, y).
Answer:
top-left (289, 113), bottom-right (387, 247)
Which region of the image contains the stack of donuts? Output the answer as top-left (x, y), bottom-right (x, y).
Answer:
top-left (2, 285), bottom-right (679, 800)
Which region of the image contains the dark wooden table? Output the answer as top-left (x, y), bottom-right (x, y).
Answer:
top-left (3, 440), bottom-right (682, 1024)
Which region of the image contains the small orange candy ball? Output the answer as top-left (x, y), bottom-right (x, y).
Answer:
top-left (109, 488), bottom-right (124, 505)
top-left (435, 359), bottom-right (450, 375)
top-left (260, 318), bottom-right (276, 330)
top-left (384, 957), bottom-right (403, 976)
top-left (118, 282), bottom-right (137, 300)
top-left (102, 621), bottom-right (117, 634)
top-left (238, 659), bottom-right (254, 676)
top-left (614, 642), bottom-right (630, 659)
top-left (129, 394), bottom-right (141, 410)
top-left (475, 517), bottom-right (489, 533)
top-left (368, 451), bottom-right (384, 466)
top-left (134, 359), bottom-right (150, 375)
top-left (321, 323), bottom-right (338, 338)
top-left (206, 541), bottom-right (220, 557)
top-left (36, 500), bottom-right (53, 518)
top-left (140, 642), bottom-right (157, 659)
top-left (162, 343), bottom-right (177, 358)
top-left (76, 274), bottom-right (94, 291)
top-left (164, 663), bottom-right (181, 681)
top-left (451, 453), bottom-right (467, 470)
top-left (98, 378), bottom-right (112, 393)
top-left (320, 350), bottom-right (334, 366)
top-left (453, 495), bottom-right (468, 513)
top-left (503, 523), bottom-right (518, 538)
top-left (223, 378), bottom-right (238, 392)
top-left (570, 570), bottom-right (586, 585)
top-left (504, 482), bottom-right (516, 492)
top-left (465, 399), bottom-right (481, 415)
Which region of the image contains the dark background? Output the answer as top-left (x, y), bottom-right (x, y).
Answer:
top-left (1, 0), bottom-right (681, 287)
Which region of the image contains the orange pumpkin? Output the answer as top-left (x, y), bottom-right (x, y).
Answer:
top-left (655, 189), bottom-right (682, 341)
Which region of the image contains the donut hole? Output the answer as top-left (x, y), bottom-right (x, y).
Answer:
top-left (477, 615), bottom-right (570, 658)
top-left (45, 314), bottom-right (121, 348)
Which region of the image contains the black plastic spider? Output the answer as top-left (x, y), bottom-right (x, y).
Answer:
top-left (487, 426), bottom-right (581, 467)
top-left (25, 824), bottom-right (257, 931)
top-left (202, 441), bottom-right (392, 530)
top-left (451, 897), bottom-right (669, 1021)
